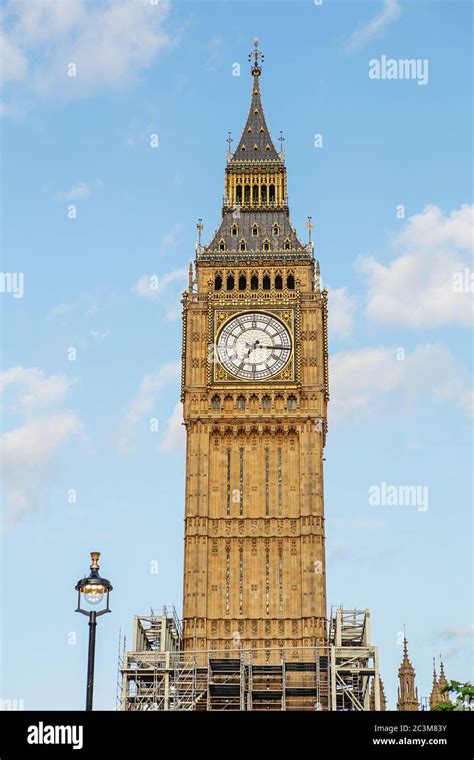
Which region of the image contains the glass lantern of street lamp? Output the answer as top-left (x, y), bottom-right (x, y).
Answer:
top-left (75, 552), bottom-right (113, 616)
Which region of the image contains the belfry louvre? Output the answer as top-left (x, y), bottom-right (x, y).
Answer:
top-left (119, 40), bottom-right (384, 711)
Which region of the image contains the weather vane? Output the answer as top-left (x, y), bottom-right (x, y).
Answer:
top-left (196, 218), bottom-right (203, 245)
top-left (249, 36), bottom-right (264, 75)
top-left (279, 130), bottom-right (285, 157)
top-left (226, 131), bottom-right (233, 157)
top-left (307, 215), bottom-right (313, 243)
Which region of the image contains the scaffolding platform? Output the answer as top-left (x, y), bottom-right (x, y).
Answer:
top-left (118, 606), bottom-right (383, 711)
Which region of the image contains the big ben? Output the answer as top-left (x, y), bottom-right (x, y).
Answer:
top-left (181, 40), bottom-right (329, 657)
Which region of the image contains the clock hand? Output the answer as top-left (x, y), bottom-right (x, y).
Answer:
top-left (257, 345), bottom-right (290, 350)
top-left (246, 340), bottom-right (260, 357)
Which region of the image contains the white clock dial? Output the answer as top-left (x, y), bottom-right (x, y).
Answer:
top-left (217, 312), bottom-right (292, 381)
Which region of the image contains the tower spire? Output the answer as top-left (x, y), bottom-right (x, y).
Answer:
top-left (429, 657), bottom-right (442, 709)
top-left (249, 36), bottom-right (264, 77)
top-left (200, 40), bottom-right (310, 259)
top-left (396, 635), bottom-right (420, 711)
top-left (438, 655), bottom-right (451, 705)
top-left (229, 38), bottom-right (281, 164)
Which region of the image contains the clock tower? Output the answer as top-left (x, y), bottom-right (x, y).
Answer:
top-left (181, 40), bottom-right (329, 658)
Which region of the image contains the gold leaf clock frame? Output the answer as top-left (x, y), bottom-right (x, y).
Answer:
top-left (207, 297), bottom-right (301, 388)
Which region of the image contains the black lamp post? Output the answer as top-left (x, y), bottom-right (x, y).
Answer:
top-left (75, 552), bottom-right (113, 711)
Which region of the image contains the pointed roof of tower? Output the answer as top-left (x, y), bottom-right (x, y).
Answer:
top-left (229, 38), bottom-right (281, 164)
top-left (438, 655), bottom-right (451, 704)
top-left (429, 658), bottom-right (442, 709)
top-left (397, 635), bottom-right (419, 711)
top-left (398, 637), bottom-right (415, 675)
top-left (438, 656), bottom-right (448, 690)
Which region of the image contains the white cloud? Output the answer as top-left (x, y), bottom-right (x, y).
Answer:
top-left (47, 292), bottom-right (111, 321)
top-left (90, 329), bottom-right (110, 341)
top-left (328, 286), bottom-right (356, 339)
top-left (203, 35), bottom-right (224, 72)
top-left (1, 413), bottom-right (82, 524)
top-left (0, 366), bottom-right (73, 411)
top-left (0, 367), bottom-right (81, 523)
top-left (359, 204), bottom-right (474, 328)
top-left (160, 224), bottom-right (183, 252)
top-left (330, 343), bottom-right (473, 423)
top-left (159, 401), bottom-right (184, 452)
top-left (132, 268), bottom-right (187, 300)
top-left (438, 624), bottom-right (474, 657)
top-left (344, 0), bottom-right (401, 54)
top-left (118, 361), bottom-right (180, 452)
top-left (1, 0), bottom-right (173, 113)
top-left (47, 302), bottom-right (74, 320)
top-left (55, 181), bottom-right (91, 201)
top-left (0, 28), bottom-right (27, 84)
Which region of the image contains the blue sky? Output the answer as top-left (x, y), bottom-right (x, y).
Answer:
top-left (1, 0), bottom-right (472, 710)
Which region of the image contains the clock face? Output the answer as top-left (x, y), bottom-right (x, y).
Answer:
top-left (217, 312), bottom-right (292, 381)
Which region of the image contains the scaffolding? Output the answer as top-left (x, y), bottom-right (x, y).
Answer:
top-left (118, 606), bottom-right (383, 711)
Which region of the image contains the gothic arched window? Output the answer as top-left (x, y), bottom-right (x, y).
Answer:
top-left (226, 273), bottom-right (235, 290)
top-left (262, 395), bottom-right (271, 410)
top-left (211, 395), bottom-right (221, 410)
top-left (275, 272), bottom-right (283, 290)
top-left (214, 273), bottom-right (223, 290)
top-left (263, 273), bottom-right (271, 290)
top-left (287, 273), bottom-right (295, 290)
top-left (287, 395), bottom-right (297, 411)
top-left (238, 273), bottom-right (247, 291)
top-left (250, 273), bottom-right (259, 290)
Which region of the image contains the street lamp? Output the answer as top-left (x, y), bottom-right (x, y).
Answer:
top-left (75, 551), bottom-right (113, 711)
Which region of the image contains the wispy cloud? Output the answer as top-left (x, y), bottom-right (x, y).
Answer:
top-left (55, 181), bottom-right (91, 201)
top-left (0, 367), bottom-right (81, 524)
top-left (47, 291), bottom-right (113, 322)
top-left (118, 362), bottom-right (180, 453)
top-left (203, 35), bottom-right (224, 72)
top-left (344, 0), bottom-right (401, 54)
top-left (0, 366), bottom-right (74, 411)
top-left (160, 224), bottom-right (183, 252)
top-left (438, 624), bottom-right (474, 657)
top-left (330, 343), bottom-right (473, 423)
top-left (1, 0), bottom-right (174, 116)
top-left (159, 401), bottom-right (185, 452)
top-left (132, 268), bottom-right (187, 300)
top-left (328, 286), bottom-right (356, 339)
top-left (358, 204), bottom-right (473, 328)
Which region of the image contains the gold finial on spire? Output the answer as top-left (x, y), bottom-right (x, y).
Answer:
top-left (196, 218), bottom-right (203, 244)
top-left (226, 131), bottom-right (233, 161)
top-left (279, 130), bottom-right (285, 159)
top-left (249, 36), bottom-right (264, 76)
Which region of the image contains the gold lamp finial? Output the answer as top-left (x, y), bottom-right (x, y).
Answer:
top-left (249, 37), bottom-right (264, 76)
top-left (90, 552), bottom-right (100, 570)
